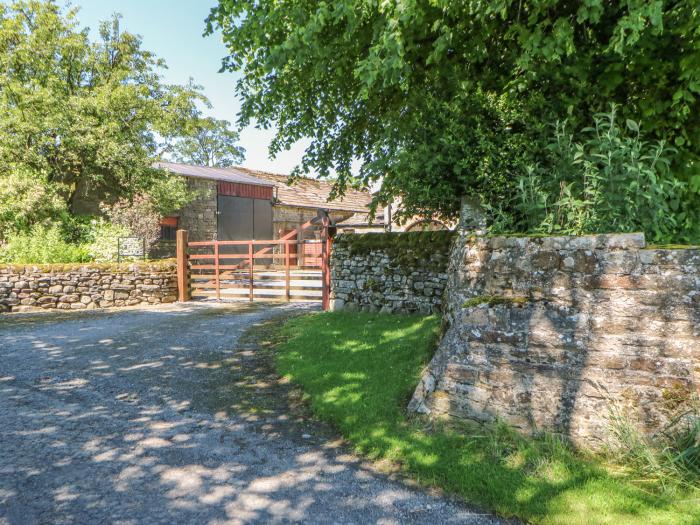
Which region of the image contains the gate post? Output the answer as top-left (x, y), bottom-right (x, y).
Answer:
top-left (248, 242), bottom-right (254, 302)
top-left (285, 240), bottom-right (291, 302)
top-left (296, 225), bottom-right (304, 267)
top-left (176, 229), bottom-right (190, 302)
top-left (321, 218), bottom-right (332, 311)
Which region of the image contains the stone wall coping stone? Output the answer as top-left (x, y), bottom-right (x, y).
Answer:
top-left (0, 259), bottom-right (176, 273)
top-left (472, 232), bottom-right (647, 251)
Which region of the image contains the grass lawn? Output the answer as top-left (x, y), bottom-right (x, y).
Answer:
top-left (274, 312), bottom-right (700, 525)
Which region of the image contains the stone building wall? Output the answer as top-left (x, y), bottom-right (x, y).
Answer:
top-left (168, 177), bottom-right (357, 242)
top-left (0, 262), bottom-right (178, 313)
top-left (330, 231), bottom-right (455, 314)
top-left (151, 178), bottom-right (218, 258)
top-left (408, 232), bottom-right (700, 448)
top-left (177, 178), bottom-right (218, 242)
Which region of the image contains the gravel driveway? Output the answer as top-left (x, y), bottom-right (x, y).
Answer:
top-left (0, 303), bottom-right (507, 525)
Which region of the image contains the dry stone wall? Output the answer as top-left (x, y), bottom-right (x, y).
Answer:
top-left (409, 232), bottom-right (700, 448)
top-left (0, 262), bottom-right (178, 313)
top-left (330, 232), bottom-right (454, 314)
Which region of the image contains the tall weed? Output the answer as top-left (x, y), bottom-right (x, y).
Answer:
top-left (502, 105), bottom-right (693, 243)
top-left (607, 398), bottom-right (700, 491)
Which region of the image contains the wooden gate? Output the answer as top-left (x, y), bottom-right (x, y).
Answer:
top-left (176, 214), bottom-right (333, 310)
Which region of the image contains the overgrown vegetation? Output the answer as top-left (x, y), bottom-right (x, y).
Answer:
top-left (488, 107), bottom-right (696, 242)
top-left (0, 1), bottom-right (245, 256)
top-left (607, 400), bottom-right (700, 492)
top-left (0, 220), bottom-right (131, 264)
top-left (0, 225), bottom-right (92, 264)
top-left (101, 196), bottom-right (162, 254)
top-left (275, 312), bottom-right (700, 525)
top-left (209, 1), bottom-right (700, 243)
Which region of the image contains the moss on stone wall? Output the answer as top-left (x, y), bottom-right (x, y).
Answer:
top-left (0, 259), bottom-right (176, 273)
top-left (334, 231), bottom-right (456, 271)
top-left (462, 295), bottom-right (530, 309)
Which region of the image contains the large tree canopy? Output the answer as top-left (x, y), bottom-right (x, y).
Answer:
top-left (208, 0), bottom-right (700, 232)
top-left (0, 0), bottom-right (240, 235)
top-left (171, 115), bottom-right (245, 168)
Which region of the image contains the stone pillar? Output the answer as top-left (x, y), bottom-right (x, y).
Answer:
top-left (458, 196), bottom-right (488, 233)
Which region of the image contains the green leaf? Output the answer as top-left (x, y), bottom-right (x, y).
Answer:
top-left (205, 0), bottom-right (700, 243)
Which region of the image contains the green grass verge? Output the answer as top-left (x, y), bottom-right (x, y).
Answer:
top-left (274, 312), bottom-right (700, 525)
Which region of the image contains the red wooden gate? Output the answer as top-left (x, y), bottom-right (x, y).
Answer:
top-left (176, 215), bottom-right (333, 310)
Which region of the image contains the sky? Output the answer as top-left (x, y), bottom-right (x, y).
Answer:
top-left (73, 0), bottom-right (309, 174)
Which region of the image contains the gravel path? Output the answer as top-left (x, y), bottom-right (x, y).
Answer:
top-left (0, 303), bottom-right (507, 525)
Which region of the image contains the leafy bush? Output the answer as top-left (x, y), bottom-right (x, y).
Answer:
top-left (491, 105), bottom-right (696, 243)
top-left (0, 166), bottom-right (67, 238)
top-left (371, 89), bottom-right (542, 224)
top-left (146, 173), bottom-right (194, 217)
top-left (85, 220), bottom-right (130, 262)
top-left (0, 224), bottom-right (91, 264)
top-left (101, 195), bottom-right (161, 252)
top-left (59, 214), bottom-right (102, 244)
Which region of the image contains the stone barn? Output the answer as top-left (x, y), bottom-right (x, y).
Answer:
top-left (153, 161), bottom-right (383, 256)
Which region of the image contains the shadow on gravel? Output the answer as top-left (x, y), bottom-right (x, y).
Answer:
top-left (0, 303), bottom-right (497, 524)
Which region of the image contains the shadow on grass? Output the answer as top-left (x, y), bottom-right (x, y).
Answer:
top-left (275, 311), bottom-right (700, 525)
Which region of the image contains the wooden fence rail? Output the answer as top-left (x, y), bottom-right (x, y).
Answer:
top-left (176, 233), bottom-right (329, 307)
top-left (176, 210), bottom-right (333, 309)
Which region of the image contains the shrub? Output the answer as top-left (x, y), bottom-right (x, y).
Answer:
top-left (491, 105), bottom-right (696, 243)
top-left (0, 166), bottom-right (67, 238)
top-left (85, 220), bottom-right (130, 262)
top-left (0, 224), bottom-right (91, 264)
top-left (101, 195), bottom-right (161, 252)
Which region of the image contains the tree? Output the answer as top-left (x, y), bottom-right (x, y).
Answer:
top-left (171, 115), bottom-right (245, 168)
top-left (0, 1), bottom-right (214, 235)
top-left (102, 195), bottom-right (161, 252)
top-left (207, 1), bottom-right (700, 239)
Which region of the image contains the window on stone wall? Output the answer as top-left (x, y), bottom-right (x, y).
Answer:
top-left (160, 217), bottom-right (178, 241)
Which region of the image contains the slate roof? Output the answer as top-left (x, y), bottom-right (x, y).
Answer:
top-left (336, 212), bottom-right (385, 227)
top-left (154, 161), bottom-right (273, 187)
top-left (230, 167), bottom-right (375, 213)
top-left (158, 161), bottom-right (378, 215)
